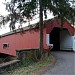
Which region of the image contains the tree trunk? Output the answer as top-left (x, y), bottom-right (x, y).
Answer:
top-left (38, 0), bottom-right (44, 59)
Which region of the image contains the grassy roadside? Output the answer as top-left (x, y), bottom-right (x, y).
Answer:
top-left (4, 54), bottom-right (55, 75)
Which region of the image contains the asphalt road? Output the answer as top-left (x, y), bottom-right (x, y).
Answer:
top-left (42, 51), bottom-right (75, 75)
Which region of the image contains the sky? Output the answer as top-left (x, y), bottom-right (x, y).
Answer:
top-left (0, 0), bottom-right (54, 35)
top-left (0, 0), bottom-right (10, 35)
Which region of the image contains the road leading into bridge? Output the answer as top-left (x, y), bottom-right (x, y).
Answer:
top-left (42, 51), bottom-right (75, 75)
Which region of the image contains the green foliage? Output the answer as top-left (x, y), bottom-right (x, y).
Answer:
top-left (2, 53), bottom-right (54, 75)
top-left (0, 0), bottom-right (74, 30)
top-left (20, 59), bottom-right (34, 67)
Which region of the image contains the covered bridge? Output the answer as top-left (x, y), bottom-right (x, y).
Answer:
top-left (0, 18), bottom-right (74, 57)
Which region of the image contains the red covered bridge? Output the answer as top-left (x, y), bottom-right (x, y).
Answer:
top-left (0, 18), bottom-right (74, 57)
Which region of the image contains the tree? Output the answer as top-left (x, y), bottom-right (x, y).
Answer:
top-left (0, 0), bottom-right (74, 59)
top-left (68, 0), bottom-right (75, 26)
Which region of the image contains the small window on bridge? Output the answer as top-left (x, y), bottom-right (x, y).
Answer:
top-left (3, 43), bottom-right (9, 49)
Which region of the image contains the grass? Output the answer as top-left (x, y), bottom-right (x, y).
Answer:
top-left (4, 54), bottom-right (55, 75)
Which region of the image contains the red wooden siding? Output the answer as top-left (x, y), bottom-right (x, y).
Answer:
top-left (0, 28), bottom-right (48, 56)
top-left (46, 19), bottom-right (74, 35)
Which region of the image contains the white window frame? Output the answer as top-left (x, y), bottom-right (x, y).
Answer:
top-left (46, 34), bottom-right (53, 48)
